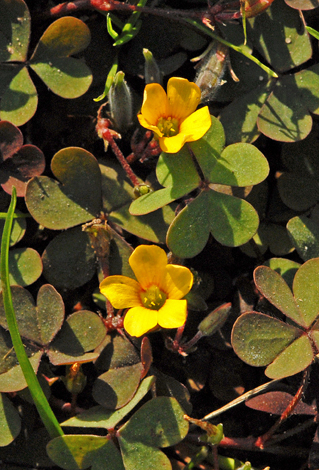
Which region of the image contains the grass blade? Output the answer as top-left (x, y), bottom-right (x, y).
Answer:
top-left (0, 188), bottom-right (63, 439)
top-left (186, 18), bottom-right (278, 78)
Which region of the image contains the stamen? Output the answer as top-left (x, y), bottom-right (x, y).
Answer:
top-left (157, 117), bottom-right (179, 137)
top-left (140, 285), bottom-right (167, 310)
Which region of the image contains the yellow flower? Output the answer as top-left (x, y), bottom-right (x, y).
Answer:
top-left (137, 77), bottom-right (211, 153)
top-left (99, 245), bottom-right (193, 337)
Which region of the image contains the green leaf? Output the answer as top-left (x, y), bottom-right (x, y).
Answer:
top-left (30, 17), bottom-right (91, 59)
top-left (152, 370), bottom-right (192, 415)
top-left (166, 192), bottom-right (211, 258)
top-left (0, 216), bottom-right (26, 247)
top-left (293, 258), bottom-right (319, 328)
top-left (47, 435), bottom-right (121, 470)
top-left (109, 203), bottom-right (175, 243)
top-left (257, 75), bottom-right (312, 142)
top-left (93, 363), bottom-right (143, 410)
top-left (130, 146), bottom-right (200, 216)
top-left (167, 190), bottom-right (259, 258)
top-left (254, 266), bottom-right (302, 326)
top-left (0, 65), bottom-right (38, 126)
top-left (26, 147), bottom-right (102, 230)
top-left (6, 247), bottom-right (42, 286)
top-left (288, 0), bottom-right (319, 9)
top-left (100, 159), bottom-right (136, 213)
top-left (91, 442), bottom-right (125, 470)
top-left (287, 215), bottom-right (319, 261)
top-left (62, 376), bottom-right (156, 429)
top-left (296, 64), bottom-right (319, 115)
top-left (265, 334), bottom-right (313, 379)
top-left (208, 143), bottom-right (269, 186)
top-left (129, 186), bottom-right (183, 216)
top-left (119, 439), bottom-right (171, 470)
top-left (48, 310), bottom-right (106, 365)
top-left (219, 83), bottom-right (270, 144)
top-left (240, 222), bottom-right (294, 258)
top-left (309, 328), bottom-right (319, 352)
top-left (107, 229), bottom-right (134, 278)
top-left (118, 397), bottom-right (189, 447)
top-left (248, 0), bottom-right (312, 72)
top-left (264, 258), bottom-right (300, 289)
top-left (29, 17), bottom-right (92, 98)
top-left (0, 284), bottom-right (64, 345)
top-left (188, 116), bottom-right (226, 179)
top-left (94, 332), bottom-right (140, 372)
top-left (206, 191), bottom-right (260, 246)
top-left (0, 0), bottom-right (30, 62)
top-left (231, 312), bottom-right (301, 367)
top-left (0, 392), bottom-right (21, 446)
top-left (0, 350), bottom-right (42, 392)
top-left (42, 227), bottom-right (96, 289)
top-left (30, 58), bottom-right (92, 99)
top-left (277, 133), bottom-right (319, 210)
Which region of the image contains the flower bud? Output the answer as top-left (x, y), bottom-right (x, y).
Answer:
top-left (133, 183), bottom-right (152, 198)
top-left (194, 41), bottom-right (227, 102)
top-left (108, 71), bottom-right (133, 132)
top-left (198, 302), bottom-right (231, 337)
top-left (143, 48), bottom-right (162, 85)
top-left (63, 363), bottom-right (87, 395)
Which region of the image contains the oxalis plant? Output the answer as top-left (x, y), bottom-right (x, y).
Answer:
top-left (2, 0), bottom-right (319, 469)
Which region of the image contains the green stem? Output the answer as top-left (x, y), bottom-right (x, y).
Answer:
top-left (185, 18), bottom-right (278, 78)
top-left (0, 188), bottom-right (63, 439)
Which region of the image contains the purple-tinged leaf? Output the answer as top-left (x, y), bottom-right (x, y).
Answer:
top-left (246, 391), bottom-right (316, 415)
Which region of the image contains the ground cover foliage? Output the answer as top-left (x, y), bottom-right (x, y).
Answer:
top-left (2, 0), bottom-right (319, 469)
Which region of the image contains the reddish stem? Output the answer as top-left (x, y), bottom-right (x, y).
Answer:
top-left (49, 0), bottom-right (92, 16)
top-left (180, 330), bottom-right (203, 352)
top-left (218, 436), bottom-right (308, 458)
top-left (212, 445), bottom-right (219, 470)
top-left (48, 0), bottom-right (246, 26)
top-left (174, 323), bottom-right (186, 345)
top-left (255, 367), bottom-right (310, 449)
top-left (101, 127), bottom-right (140, 187)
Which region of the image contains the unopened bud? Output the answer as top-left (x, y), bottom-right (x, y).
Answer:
top-left (108, 71), bottom-right (133, 132)
top-left (194, 41), bottom-right (228, 102)
top-left (198, 302), bottom-right (231, 337)
top-left (63, 363), bottom-right (87, 395)
top-left (133, 183), bottom-right (152, 198)
top-left (143, 48), bottom-right (162, 85)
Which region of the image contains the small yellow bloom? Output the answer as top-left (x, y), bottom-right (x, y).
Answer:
top-left (137, 77), bottom-right (212, 153)
top-left (99, 245), bottom-right (193, 337)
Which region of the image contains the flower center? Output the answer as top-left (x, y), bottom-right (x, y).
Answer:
top-left (157, 116), bottom-right (179, 137)
top-left (140, 285), bottom-right (167, 310)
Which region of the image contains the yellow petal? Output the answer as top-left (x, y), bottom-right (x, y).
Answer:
top-left (158, 133), bottom-right (187, 153)
top-left (164, 265), bottom-right (193, 299)
top-left (167, 78), bottom-right (201, 121)
top-left (137, 113), bottom-right (163, 138)
top-left (99, 275), bottom-right (141, 309)
top-left (140, 83), bottom-right (168, 125)
top-left (179, 107), bottom-right (212, 142)
top-left (124, 306), bottom-right (158, 337)
top-left (158, 299), bottom-right (187, 329)
top-left (129, 245), bottom-right (167, 290)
